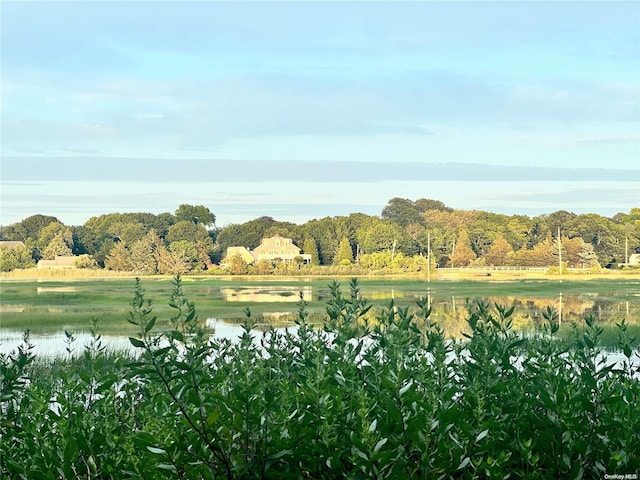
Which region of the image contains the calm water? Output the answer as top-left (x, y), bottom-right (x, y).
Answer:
top-left (1, 283), bottom-right (638, 357)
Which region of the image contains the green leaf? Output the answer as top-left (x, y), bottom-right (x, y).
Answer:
top-left (147, 446), bottom-right (167, 455)
top-left (368, 419), bottom-right (377, 433)
top-left (374, 437), bottom-right (388, 453)
top-left (475, 429), bottom-right (489, 443)
top-left (129, 337), bottom-right (145, 348)
top-left (157, 463), bottom-right (177, 472)
top-left (144, 316), bottom-right (157, 333)
top-left (399, 379), bottom-right (414, 397)
top-left (267, 449), bottom-right (292, 460)
top-left (457, 457), bottom-right (471, 470)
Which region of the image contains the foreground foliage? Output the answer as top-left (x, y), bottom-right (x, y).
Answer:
top-left (1, 278), bottom-right (639, 479)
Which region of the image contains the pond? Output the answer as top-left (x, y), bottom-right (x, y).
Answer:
top-left (1, 279), bottom-right (638, 357)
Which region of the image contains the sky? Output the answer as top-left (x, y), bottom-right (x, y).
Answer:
top-left (1, 1), bottom-right (639, 228)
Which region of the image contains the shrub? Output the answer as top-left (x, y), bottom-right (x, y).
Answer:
top-left (2, 278), bottom-right (638, 478)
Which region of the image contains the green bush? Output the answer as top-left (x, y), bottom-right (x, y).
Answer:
top-left (2, 278), bottom-right (639, 478)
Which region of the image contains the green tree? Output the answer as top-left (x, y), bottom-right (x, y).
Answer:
top-left (41, 232), bottom-right (73, 260)
top-left (0, 244), bottom-right (35, 271)
top-left (36, 222), bottom-right (70, 250)
top-left (302, 237), bottom-right (320, 265)
top-left (109, 222), bottom-right (146, 245)
top-left (381, 198), bottom-right (422, 227)
top-left (174, 204), bottom-right (216, 228)
top-left (336, 237), bottom-right (353, 264)
top-left (130, 230), bottom-right (165, 274)
top-left (356, 218), bottom-right (413, 255)
top-left (1, 214), bottom-right (60, 242)
top-left (167, 221), bottom-right (214, 268)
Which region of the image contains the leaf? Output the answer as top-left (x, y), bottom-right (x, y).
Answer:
top-left (457, 457), bottom-right (471, 470)
top-left (207, 411), bottom-right (220, 426)
top-left (399, 379), bottom-right (414, 397)
top-left (373, 437), bottom-right (388, 453)
top-left (267, 449), bottom-right (292, 460)
top-left (147, 446), bottom-right (167, 455)
top-left (157, 463), bottom-right (177, 472)
top-left (128, 337), bottom-right (145, 348)
top-left (475, 429), bottom-right (489, 443)
top-left (144, 316), bottom-right (157, 333)
top-left (368, 419), bottom-right (377, 433)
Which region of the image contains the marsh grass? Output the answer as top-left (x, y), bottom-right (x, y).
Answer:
top-left (1, 277), bottom-right (637, 334)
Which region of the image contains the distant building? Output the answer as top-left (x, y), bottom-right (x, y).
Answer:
top-left (37, 255), bottom-right (77, 269)
top-left (0, 241), bottom-right (25, 249)
top-left (629, 254), bottom-right (640, 266)
top-left (225, 246), bottom-right (256, 264)
top-left (225, 234), bottom-right (311, 265)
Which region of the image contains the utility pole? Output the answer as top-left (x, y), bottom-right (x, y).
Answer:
top-left (626, 237), bottom-right (629, 265)
top-left (558, 227), bottom-right (562, 275)
top-left (427, 232), bottom-right (431, 284)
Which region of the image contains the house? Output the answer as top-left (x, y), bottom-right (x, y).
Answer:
top-left (225, 234), bottom-right (311, 265)
top-left (629, 254), bottom-right (640, 266)
top-left (37, 255), bottom-right (77, 269)
top-left (0, 241), bottom-right (25, 249)
top-left (252, 234), bottom-right (311, 263)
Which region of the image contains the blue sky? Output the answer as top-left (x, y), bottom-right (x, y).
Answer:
top-left (1, 1), bottom-right (639, 227)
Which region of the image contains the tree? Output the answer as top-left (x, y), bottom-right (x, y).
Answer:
top-left (41, 232), bottom-right (73, 260)
top-left (130, 230), bottom-right (165, 274)
top-left (37, 222), bottom-right (70, 250)
top-left (228, 254), bottom-right (249, 275)
top-left (528, 236), bottom-right (558, 267)
top-left (484, 234), bottom-right (514, 266)
top-left (381, 198), bottom-right (422, 227)
top-left (356, 218), bottom-right (413, 255)
top-left (157, 246), bottom-right (190, 275)
top-left (175, 204), bottom-right (216, 228)
top-left (105, 242), bottom-right (132, 271)
top-left (167, 221), bottom-right (214, 268)
top-left (216, 217), bottom-right (275, 250)
top-left (336, 237), bottom-right (353, 264)
top-left (255, 259), bottom-right (274, 275)
top-left (414, 198), bottom-right (452, 213)
top-left (449, 230), bottom-right (476, 267)
top-left (1, 214), bottom-right (60, 242)
top-left (298, 217), bottom-right (346, 265)
top-left (0, 244), bottom-right (35, 271)
top-left (302, 237), bottom-right (320, 265)
top-left (109, 222), bottom-right (146, 246)
top-left (74, 255), bottom-right (97, 269)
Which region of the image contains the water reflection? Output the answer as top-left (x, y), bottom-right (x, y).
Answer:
top-left (221, 286), bottom-right (312, 302)
top-left (1, 292), bottom-right (638, 357)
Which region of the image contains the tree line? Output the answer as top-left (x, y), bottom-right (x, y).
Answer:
top-left (1, 199), bottom-right (638, 273)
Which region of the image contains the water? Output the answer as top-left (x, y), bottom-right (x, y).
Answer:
top-left (1, 283), bottom-right (638, 357)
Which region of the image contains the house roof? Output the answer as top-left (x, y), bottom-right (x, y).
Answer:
top-left (0, 241), bottom-right (25, 248)
top-left (37, 255), bottom-right (77, 268)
